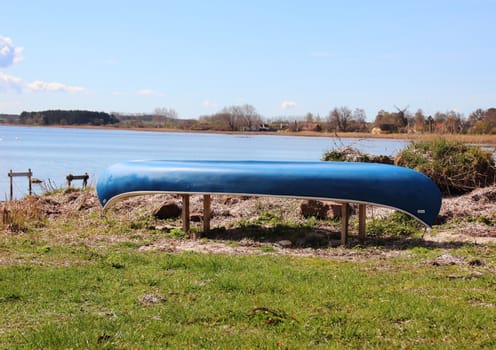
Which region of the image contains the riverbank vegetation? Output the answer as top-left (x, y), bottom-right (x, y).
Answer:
top-left (396, 139), bottom-right (496, 195)
top-left (323, 139), bottom-right (496, 196)
top-left (2, 105), bottom-right (496, 139)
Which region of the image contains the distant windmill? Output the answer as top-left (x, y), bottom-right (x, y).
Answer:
top-left (394, 105), bottom-right (410, 128)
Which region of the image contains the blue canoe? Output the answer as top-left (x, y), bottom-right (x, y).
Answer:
top-left (96, 160), bottom-right (441, 227)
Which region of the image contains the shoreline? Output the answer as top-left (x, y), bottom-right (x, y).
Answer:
top-left (1, 123), bottom-right (495, 145)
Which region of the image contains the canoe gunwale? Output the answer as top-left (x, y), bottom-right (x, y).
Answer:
top-left (101, 189), bottom-right (433, 228)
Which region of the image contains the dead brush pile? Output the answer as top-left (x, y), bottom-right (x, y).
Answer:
top-left (395, 139), bottom-right (496, 196)
top-left (1, 188), bottom-right (99, 233)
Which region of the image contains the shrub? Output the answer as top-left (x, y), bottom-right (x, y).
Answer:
top-left (395, 139), bottom-right (496, 195)
top-left (322, 146), bottom-right (393, 164)
top-left (322, 146), bottom-right (371, 162)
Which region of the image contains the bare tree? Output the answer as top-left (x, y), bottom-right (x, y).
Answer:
top-left (414, 109), bottom-right (426, 132)
top-left (351, 108), bottom-right (367, 131)
top-left (219, 104), bottom-right (261, 131)
top-left (467, 108), bottom-right (485, 129)
top-left (328, 107), bottom-right (352, 132)
top-left (152, 107), bottom-right (178, 127)
top-left (443, 111), bottom-right (464, 134)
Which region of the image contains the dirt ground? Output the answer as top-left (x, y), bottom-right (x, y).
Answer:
top-left (3, 184), bottom-right (494, 259)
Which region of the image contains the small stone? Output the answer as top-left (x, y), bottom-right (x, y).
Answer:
top-left (277, 240), bottom-right (293, 248)
top-left (153, 201), bottom-right (181, 219)
top-left (138, 294), bottom-right (166, 305)
top-left (300, 200), bottom-right (329, 219)
top-left (433, 253), bottom-right (465, 265)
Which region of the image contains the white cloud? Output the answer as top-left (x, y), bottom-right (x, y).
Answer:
top-left (26, 80), bottom-right (86, 93)
top-left (202, 99), bottom-right (219, 108)
top-left (137, 89), bottom-right (166, 96)
top-left (280, 100), bottom-right (297, 109)
top-left (0, 71), bottom-right (22, 92)
top-left (138, 89), bottom-right (155, 95)
top-left (0, 36), bottom-right (23, 67)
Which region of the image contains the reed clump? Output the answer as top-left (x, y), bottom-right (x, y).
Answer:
top-left (395, 139), bottom-right (496, 196)
top-left (1, 196), bottom-right (46, 233)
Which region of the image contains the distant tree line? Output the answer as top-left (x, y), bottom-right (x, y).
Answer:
top-left (6, 105), bottom-right (496, 134)
top-left (19, 110), bottom-right (119, 126)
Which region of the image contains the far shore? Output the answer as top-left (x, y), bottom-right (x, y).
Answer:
top-left (2, 123), bottom-right (495, 146)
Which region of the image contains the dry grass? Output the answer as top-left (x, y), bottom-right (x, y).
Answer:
top-left (1, 196), bottom-right (46, 233)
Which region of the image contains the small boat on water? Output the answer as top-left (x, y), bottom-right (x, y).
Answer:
top-left (96, 160), bottom-right (441, 227)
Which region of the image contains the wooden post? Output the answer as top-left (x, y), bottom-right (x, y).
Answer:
top-left (28, 169), bottom-right (32, 196)
top-left (203, 194), bottom-right (211, 232)
top-left (358, 204), bottom-right (366, 241)
top-left (9, 170), bottom-right (13, 201)
top-left (340, 202), bottom-right (349, 245)
top-left (66, 173), bottom-right (89, 188)
top-left (8, 169), bottom-right (33, 201)
top-left (181, 194), bottom-right (190, 234)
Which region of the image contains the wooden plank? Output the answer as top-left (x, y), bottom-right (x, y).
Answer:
top-left (181, 194), bottom-right (190, 234)
top-left (69, 175), bottom-right (89, 180)
top-left (8, 169), bottom-right (33, 200)
top-left (358, 204), bottom-right (366, 240)
top-left (203, 194), bottom-right (211, 232)
top-left (66, 173), bottom-right (89, 188)
top-left (340, 202), bottom-right (349, 245)
top-left (8, 171), bottom-right (32, 177)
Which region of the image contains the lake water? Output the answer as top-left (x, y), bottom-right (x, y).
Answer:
top-left (0, 126), bottom-right (408, 198)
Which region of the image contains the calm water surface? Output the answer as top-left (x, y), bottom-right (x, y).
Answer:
top-left (0, 126), bottom-right (408, 198)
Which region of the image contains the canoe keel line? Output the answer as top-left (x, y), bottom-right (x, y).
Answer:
top-left (96, 160), bottom-right (442, 244)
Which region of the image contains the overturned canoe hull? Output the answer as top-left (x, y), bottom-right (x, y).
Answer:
top-left (96, 160), bottom-right (442, 227)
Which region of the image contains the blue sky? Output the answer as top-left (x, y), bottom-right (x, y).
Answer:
top-left (1, 0), bottom-right (495, 121)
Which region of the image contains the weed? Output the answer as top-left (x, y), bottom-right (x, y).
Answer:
top-left (168, 228), bottom-right (187, 239)
top-left (367, 212), bottom-right (423, 237)
top-left (259, 245), bottom-right (276, 253)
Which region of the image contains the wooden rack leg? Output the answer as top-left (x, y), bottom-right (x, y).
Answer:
top-left (181, 194), bottom-right (190, 234)
top-left (203, 194), bottom-right (211, 232)
top-left (358, 204), bottom-right (366, 240)
top-left (28, 169), bottom-right (32, 196)
top-left (341, 202), bottom-right (349, 245)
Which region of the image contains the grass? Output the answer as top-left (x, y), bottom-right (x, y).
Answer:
top-left (1, 232), bottom-right (496, 348)
top-left (0, 227), bottom-right (496, 349)
top-left (2, 190), bottom-right (496, 348)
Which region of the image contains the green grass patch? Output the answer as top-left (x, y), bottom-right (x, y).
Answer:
top-left (367, 212), bottom-right (424, 237)
top-left (1, 246), bottom-right (496, 348)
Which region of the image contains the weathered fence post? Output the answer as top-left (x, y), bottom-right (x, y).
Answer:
top-left (66, 172), bottom-right (89, 188)
top-left (8, 169), bottom-right (33, 201)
